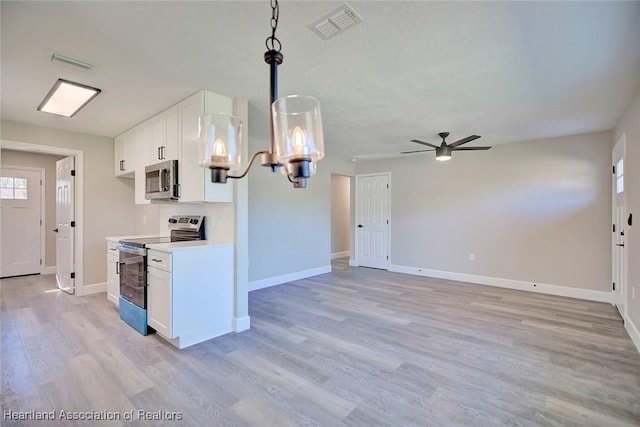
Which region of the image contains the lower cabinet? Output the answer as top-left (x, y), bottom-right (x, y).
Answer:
top-left (146, 244), bottom-right (234, 349)
top-left (147, 252), bottom-right (172, 337)
top-left (106, 241), bottom-right (120, 306)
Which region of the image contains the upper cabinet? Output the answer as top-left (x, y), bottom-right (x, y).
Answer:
top-left (177, 91), bottom-right (233, 203)
top-left (114, 132), bottom-right (134, 177)
top-left (150, 106), bottom-right (179, 163)
top-left (114, 90), bottom-right (235, 204)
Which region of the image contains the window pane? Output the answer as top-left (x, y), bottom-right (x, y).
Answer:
top-left (0, 188), bottom-right (13, 199)
top-left (617, 176), bottom-right (624, 194)
top-left (617, 159), bottom-right (623, 177)
top-left (14, 189), bottom-right (28, 199)
top-left (14, 178), bottom-right (28, 189)
top-left (0, 177), bottom-right (13, 188)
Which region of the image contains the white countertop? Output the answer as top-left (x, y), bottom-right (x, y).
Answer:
top-left (147, 240), bottom-right (233, 252)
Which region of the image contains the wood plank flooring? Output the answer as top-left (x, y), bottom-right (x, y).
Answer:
top-left (2, 258), bottom-right (640, 426)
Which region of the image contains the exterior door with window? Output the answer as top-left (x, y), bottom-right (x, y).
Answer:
top-left (612, 136), bottom-right (627, 318)
top-left (56, 157), bottom-right (75, 294)
top-left (356, 173), bottom-right (390, 269)
top-left (0, 167), bottom-right (42, 277)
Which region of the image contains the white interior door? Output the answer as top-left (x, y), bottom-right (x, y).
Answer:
top-left (0, 167), bottom-right (42, 278)
top-left (356, 173), bottom-right (390, 269)
top-left (612, 136), bottom-right (627, 318)
top-left (56, 157), bottom-right (75, 294)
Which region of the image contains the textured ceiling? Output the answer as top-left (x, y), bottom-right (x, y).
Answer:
top-left (2, 1), bottom-right (639, 160)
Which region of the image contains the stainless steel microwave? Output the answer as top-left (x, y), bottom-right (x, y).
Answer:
top-left (145, 160), bottom-right (179, 200)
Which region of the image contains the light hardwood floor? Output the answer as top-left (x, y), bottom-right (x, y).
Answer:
top-left (2, 259), bottom-right (640, 426)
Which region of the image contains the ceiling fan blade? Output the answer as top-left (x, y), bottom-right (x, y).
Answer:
top-left (448, 135), bottom-right (481, 148)
top-left (401, 149), bottom-right (434, 154)
top-left (452, 146), bottom-right (492, 151)
top-left (410, 139), bottom-right (440, 149)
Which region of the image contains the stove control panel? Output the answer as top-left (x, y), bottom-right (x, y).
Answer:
top-left (167, 215), bottom-right (204, 231)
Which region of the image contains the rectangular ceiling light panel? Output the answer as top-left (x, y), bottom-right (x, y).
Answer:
top-left (37, 79), bottom-right (101, 117)
top-left (308, 4), bottom-right (363, 40)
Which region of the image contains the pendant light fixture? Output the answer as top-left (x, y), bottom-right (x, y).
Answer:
top-left (199, 0), bottom-right (325, 188)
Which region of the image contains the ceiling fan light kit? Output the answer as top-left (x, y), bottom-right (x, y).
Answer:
top-left (403, 131), bottom-right (491, 161)
top-left (198, 0), bottom-right (325, 188)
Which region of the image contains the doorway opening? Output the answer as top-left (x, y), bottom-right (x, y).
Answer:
top-left (331, 174), bottom-right (352, 261)
top-left (1, 140), bottom-right (84, 294)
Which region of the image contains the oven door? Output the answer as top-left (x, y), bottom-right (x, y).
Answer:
top-left (118, 244), bottom-right (147, 308)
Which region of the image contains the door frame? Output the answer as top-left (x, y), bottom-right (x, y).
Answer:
top-left (1, 139), bottom-right (84, 295)
top-left (0, 165), bottom-right (45, 275)
top-left (612, 133), bottom-right (627, 317)
top-left (354, 172), bottom-right (391, 269)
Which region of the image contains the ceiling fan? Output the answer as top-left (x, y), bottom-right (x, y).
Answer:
top-left (402, 132), bottom-right (491, 161)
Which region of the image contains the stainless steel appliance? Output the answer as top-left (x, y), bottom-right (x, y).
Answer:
top-left (118, 215), bottom-right (205, 335)
top-left (145, 159), bottom-right (179, 200)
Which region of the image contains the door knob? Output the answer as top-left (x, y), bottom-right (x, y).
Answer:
top-left (357, 224), bottom-right (364, 228)
top-left (53, 228), bottom-right (59, 233)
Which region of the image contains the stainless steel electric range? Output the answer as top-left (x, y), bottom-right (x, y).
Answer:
top-left (118, 215), bottom-right (205, 335)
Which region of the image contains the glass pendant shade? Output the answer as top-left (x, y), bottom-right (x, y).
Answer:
top-left (272, 95), bottom-right (325, 164)
top-left (198, 113), bottom-right (243, 170)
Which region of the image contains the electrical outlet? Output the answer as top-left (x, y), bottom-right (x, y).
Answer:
top-left (469, 253), bottom-right (475, 262)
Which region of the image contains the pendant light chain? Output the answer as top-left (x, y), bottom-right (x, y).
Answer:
top-left (265, 0), bottom-right (281, 53)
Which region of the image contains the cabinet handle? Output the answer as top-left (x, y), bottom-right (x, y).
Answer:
top-left (151, 258), bottom-right (162, 263)
top-left (119, 160), bottom-right (124, 171)
top-left (109, 247), bottom-right (117, 251)
top-left (116, 262), bottom-right (120, 274)
top-left (161, 146), bottom-right (166, 160)
top-left (158, 146), bottom-right (162, 160)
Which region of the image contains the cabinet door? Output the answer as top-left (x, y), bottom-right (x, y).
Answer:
top-left (107, 254), bottom-right (120, 305)
top-left (147, 266), bottom-right (172, 338)
top-left (151, 106), bottom-right (179, 162)
top-left (178, 91), bottom-right (205, 202)
top-left (114, 134), bottom-right (132, 177)
top-left (133, 123), bottom-right (151, 205)
top-left (178, 91), bottom-right (233, 203)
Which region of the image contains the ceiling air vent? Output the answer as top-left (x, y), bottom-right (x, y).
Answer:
top-left (50, 53), bottom-right (94, 71)
top-left (308, 4), bottom-right (363, 40)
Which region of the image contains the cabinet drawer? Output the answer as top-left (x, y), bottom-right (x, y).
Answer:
top-left (148, 249), bottom-right (171, 272)
top-left (107, 241), bottom-right (119, 254)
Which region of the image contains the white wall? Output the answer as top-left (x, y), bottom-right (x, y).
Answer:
top-left (1, 119), bottom-right (136, 287)
top-left (355, 131), bottom-right (612, 294)
top-left (331, 174), bottom-right (351, 257)
top-left (248, 136), bottom-right (355, 285)
top-left (614, 84), bottom-right (640, 345)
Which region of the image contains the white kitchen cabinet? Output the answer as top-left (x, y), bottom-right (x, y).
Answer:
top-left (133, 122), bottom-right (152, 205)
top-left (150, 105), bottom-right (179, 163)
top-left (177, 90), bottom-right (234, 203)
top-left (146, 244), bottom-right (234, 349)
top-left (106, 240), bottom-right (120, 306)
top-left (114, 132), bottom-right (134, 177)
top-left (147, 254), bottom-right (171, 338)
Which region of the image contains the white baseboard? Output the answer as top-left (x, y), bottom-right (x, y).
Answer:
top-left (234, 316), bottom-right (251, 332)
top-left (82, 281), bottom-right (107, 296)
top-left (331, 251), bottom-right (350, 259)
top-left (41, 266), bottom-right (56, 275)
top-left (625, 316), bottom-right (640, 353)
top-left (249, 265), bottom-right (332, 292)
top-left (348, 259), bottom-right (358, 267)
top-left (389, 264), bottom-right (613, 303)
